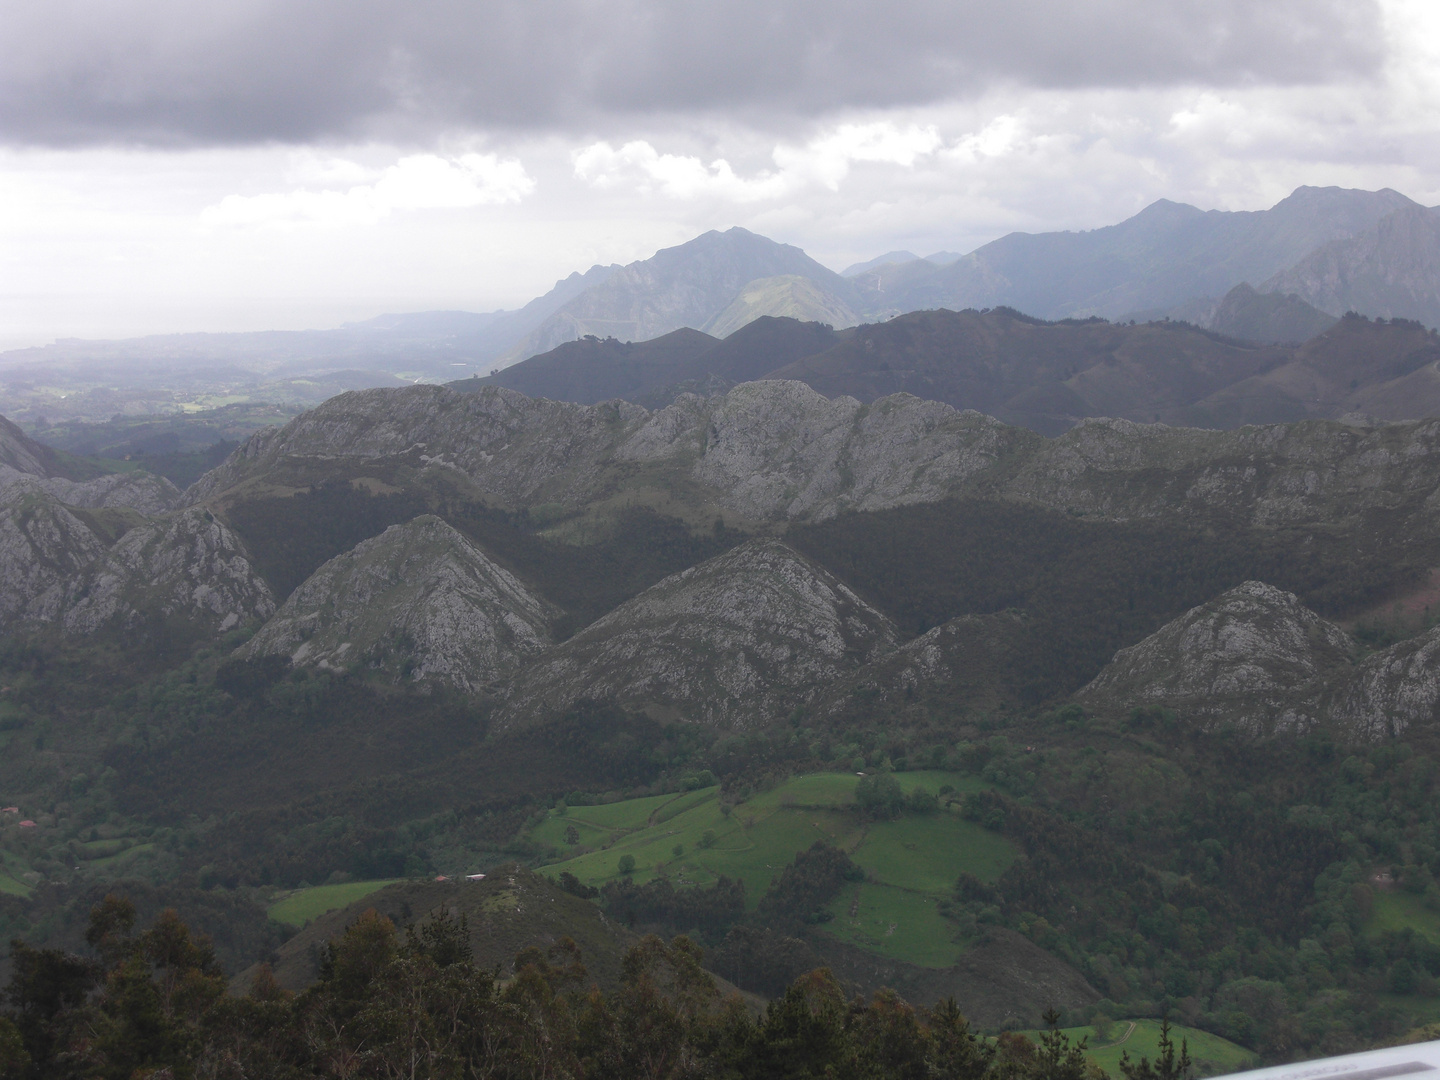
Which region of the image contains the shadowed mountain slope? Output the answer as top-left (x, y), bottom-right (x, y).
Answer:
top-left (240, 867), bottom-right (641, 994)
top-left (458, 316), bottom-right (846, 408)
top-left (458, 328), bottom-right (720, 405)
top-left (1206, 282), bottom-right (1339, 344)
top-left (767, 307), bottom-right (1440, 433)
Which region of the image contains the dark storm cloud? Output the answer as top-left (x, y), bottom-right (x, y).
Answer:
top-left (2, 0), bottom-right (1385, 146)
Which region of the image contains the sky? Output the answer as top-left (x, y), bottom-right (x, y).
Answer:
top-left (2, 0), bottom-right (1439, 349)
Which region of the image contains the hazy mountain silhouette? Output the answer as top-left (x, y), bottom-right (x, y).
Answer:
top-left (849, 186), bottom-right (1420, 320)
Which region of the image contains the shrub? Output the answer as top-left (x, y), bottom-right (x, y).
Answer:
top-left (855, 773), bottom-right (904, 819)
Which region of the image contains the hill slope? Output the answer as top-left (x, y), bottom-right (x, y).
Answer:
top-left (239, 515), bottom-right (554, 691)
top-left (496, 539), bottom-right (898, 729)
top-left (459, 316), bottom-right (846, 408)
top-left (702, 275), bottom-right (860, 338)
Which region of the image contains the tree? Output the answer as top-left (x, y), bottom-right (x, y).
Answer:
top-left (618, 855), bottom-right (636, 875)
top-left (856, 773), bottom-right (904, 819)
top-left (1033, 1008), bottom-right (1091, 1080)
top-left (1120, 1015), bottom-right (1192, 1080)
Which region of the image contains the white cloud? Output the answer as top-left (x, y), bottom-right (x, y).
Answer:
top-left (573, 121), bottom-right (942, 203)
top-left (572, 140), bottom-right (790, 202)
top-left (201, 152), bottom-right (534, 226)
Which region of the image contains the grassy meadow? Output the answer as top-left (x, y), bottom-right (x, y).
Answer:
top-left (1366, 890), bottom-right (1440, 943)
top-left (268, 879), bottom-right (402, 928)
top-left (536, 770), bottom-right (1015, 967)
top-left (1022, 1019), bottom-right (1256, 1078)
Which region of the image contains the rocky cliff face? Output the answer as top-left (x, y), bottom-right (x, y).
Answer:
top-left (495, 539), bottom-right (897, 729)
top-left (1011, 414), bottom-right (1440, 533)
top-left (618, 382), bottom-right (1029, 521)
top-left (1328, 628), bottom-right (1440, 740)
top-left (240, 515), bottom-right (553, 691)
top-left (190, 378), bottom-right (1440, 542)
top-left (0, 420), bottom-right (234, 636)
top-left (0, 414), bottom-right (52, 477)
top-left (0, 478), bottom-right (111, 631)
top-left (31, 507), bottom-right (275, 636)
top-left (1076, 582), bottom-right (1355, 735)
top-left (187, 380), bottom-right (1033, 526)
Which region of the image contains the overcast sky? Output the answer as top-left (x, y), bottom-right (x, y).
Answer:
top-left (2, 0), bottom-right (1438, 347)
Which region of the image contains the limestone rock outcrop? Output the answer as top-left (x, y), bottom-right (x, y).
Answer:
top-left (240, 516), bottom-right (553, 691)
top-left (0, 478), bottom-right (110, 631)
top-left (1328, 627), bottom-right (1440, 740)
top-left (1076, 582), bottom-right (1355, 735)
top-left (496, 538), bottom-right (898, 728)
top-left (34, 508), bottom-right (275, 635)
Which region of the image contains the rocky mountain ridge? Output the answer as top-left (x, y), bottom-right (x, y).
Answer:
top-left (501, 227), bottom-right (860, 361)
top-left (850, 186), bottom-right (1423, 322)
top-left (1078, 581), bottom-right (1440, 741)
top-left (492, 538), bottom-right (897, 729)
top-left (240, 515), bottom-right (553, 692)
top-left (474, 305), bottom-right (1440, 436)
top-left (189, 377), bottom-right (1440, 542)
top-left (12, 370), bottom-right (1440, 741)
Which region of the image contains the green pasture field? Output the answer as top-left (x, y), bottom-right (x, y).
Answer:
top-left (852, 815), bottom-right (1014, 892)
top-left (824, 881), bottom-right (960, 966)
top-left (1023, 1020), bottom-right (1255, 1078)
top-left (268, 879), bottom-right (402, 928)
top-left (536, 771), bottom-right (1017, 967)
top-left (1366, 890), bottom-right (1440, 943)
top-left (0, 869), bottom-right (31, 897)
top-left (86, 843), bottom-right (157, 871)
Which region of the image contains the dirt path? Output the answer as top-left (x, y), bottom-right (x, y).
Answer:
top-left (1103, 1021), bottom-right (1138, 1048)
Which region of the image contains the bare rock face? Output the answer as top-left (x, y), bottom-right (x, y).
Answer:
top-left (1328, 628), bottom-right (1440, 739)
top-left (188, 380), bottom-right (1032, 525)
top-left (37, 472), bottom-right (183, 515)
top-left (1076, 581), bottom-right (1355, 735)
top-left (0, 478), bottom-right (109, 631)
top-left (240, 516), bottom-right (553, 691)
top-left (1011, 415), bottom-right (1440, 533)
top-left (34, 508), bottom-right (275, 635)
top-left (619, 382), bottom-right (1028, 521)
top-left (1263, 204), bottom-right (1440, 330)
top-left (0, 415), bottom-right (51, 478)
top-left (184, 385), bottom-right (648, 509)
top-left (496, 538), bottom-right (898, 729)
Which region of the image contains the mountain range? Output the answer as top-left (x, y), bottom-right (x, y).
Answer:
top-left (466, 304), bottom-right (1440, 435)
top-left (9, 184), bottom-right (1440, 1059)
top-left (9, 364), bottom-right (1440, 1048)
top-left (5, 185), bottom-right (1439, 432)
